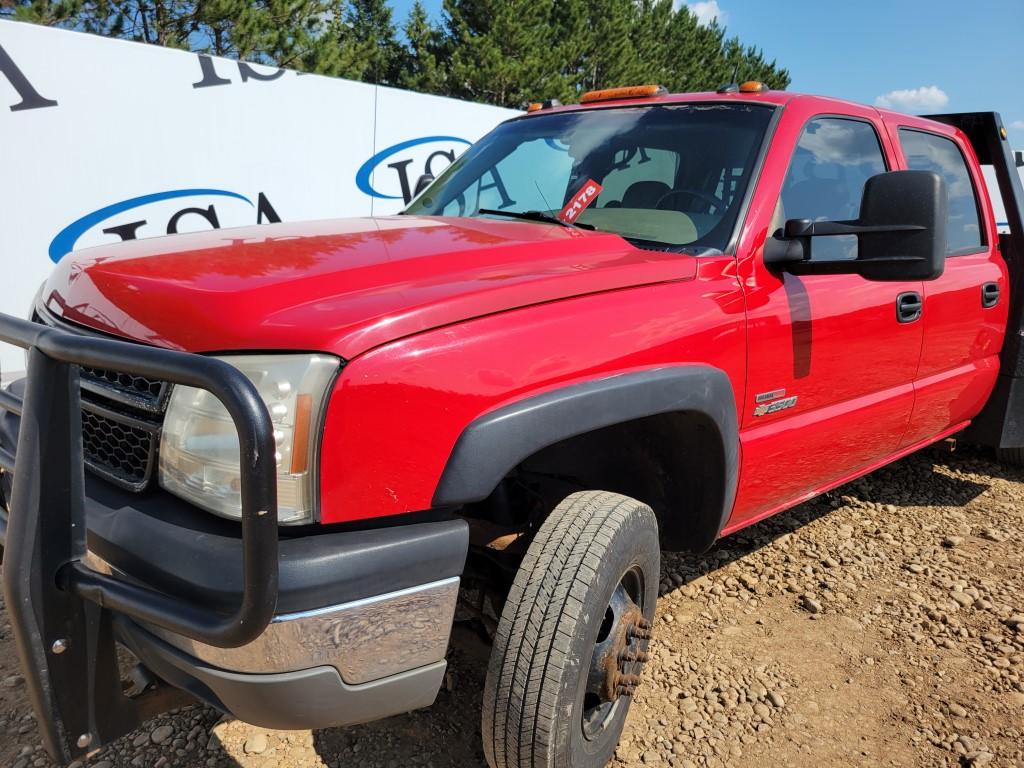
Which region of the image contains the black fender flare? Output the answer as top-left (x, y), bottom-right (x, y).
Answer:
top-left (432, 365), bottom-right (739, 548)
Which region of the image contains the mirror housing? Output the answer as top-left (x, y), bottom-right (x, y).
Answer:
top-left (764, 170), bottom-right (948, 281)
top-left (413, 173), bottom-right (434, 198)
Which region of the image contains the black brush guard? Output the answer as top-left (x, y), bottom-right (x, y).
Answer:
top-left (0, 313), bottom-right (279, 764)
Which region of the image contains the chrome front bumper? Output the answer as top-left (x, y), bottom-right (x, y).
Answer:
top-left (146, 577), bottom-right (461, 685)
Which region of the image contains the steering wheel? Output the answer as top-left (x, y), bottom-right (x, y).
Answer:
top-left (655, 188), bottom-right (725, 214)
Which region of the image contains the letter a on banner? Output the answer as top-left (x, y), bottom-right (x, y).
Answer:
top-left (0, 42), bottom-right (58, 111)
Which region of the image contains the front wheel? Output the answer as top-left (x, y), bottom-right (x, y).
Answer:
top-left (481, 491), bottom-right (659, 768)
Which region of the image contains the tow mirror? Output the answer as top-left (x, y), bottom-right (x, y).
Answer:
top-left (413, 173), bottom-right (434, 197)
top-left (764, 170), bottom-right (947, 281)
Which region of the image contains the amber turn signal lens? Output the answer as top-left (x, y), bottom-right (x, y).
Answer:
top-left (580, 84), bottom-right (667, 104)
top-left (290, 394), bottom-right (313, 474)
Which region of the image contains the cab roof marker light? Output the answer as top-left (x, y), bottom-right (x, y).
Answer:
top-left (527, 98), bottom-right (562, 113)
top-left (718, 80), bottom-right (769, 94)
top-left (739, 80), bottom-right (769, 93)
top-left (580, 85), bottom-right (667, 104)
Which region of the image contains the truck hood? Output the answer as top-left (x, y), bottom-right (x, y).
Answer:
top-left (42, 216), bottom-right (697, 359)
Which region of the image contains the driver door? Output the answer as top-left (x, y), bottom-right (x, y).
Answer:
top-left (729, 110), bottom-right (924, 529)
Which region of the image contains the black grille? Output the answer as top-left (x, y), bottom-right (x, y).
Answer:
top-left (81, 404), bottom-right (159, 489)
top-left (80, 366), bottom-right (166, 405)
top-left (31, 309), bottom-right (169, 491)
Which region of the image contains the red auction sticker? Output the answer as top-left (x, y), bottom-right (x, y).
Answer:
top-left (558, 179), bottom-right (603, 224)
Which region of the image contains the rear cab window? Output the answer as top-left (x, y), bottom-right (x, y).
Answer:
top-left (897, 128), bottom-right (986, 256)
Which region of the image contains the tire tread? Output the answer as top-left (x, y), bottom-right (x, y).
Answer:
top-left (482, 491), bottom-right (655, 768)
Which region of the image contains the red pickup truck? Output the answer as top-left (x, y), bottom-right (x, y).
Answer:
top-left (1, 83), bottom-right (1023, 768)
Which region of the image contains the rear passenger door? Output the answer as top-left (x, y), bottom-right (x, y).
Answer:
top-left (890, 126), bottom-right (1009, 445)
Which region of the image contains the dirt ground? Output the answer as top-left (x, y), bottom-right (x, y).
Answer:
top-left (1, 446), bottom-right (1022, 768)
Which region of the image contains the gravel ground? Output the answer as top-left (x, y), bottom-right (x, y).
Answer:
top-left (1, 445), bottom-right (1022, 768)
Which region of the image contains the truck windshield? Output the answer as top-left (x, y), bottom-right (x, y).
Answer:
top-left (405, 103), bottom-right (774, 252)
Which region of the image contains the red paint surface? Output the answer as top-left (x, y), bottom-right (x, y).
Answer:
top-left (45, 91), bottom-right (1009, 531)
top-left (320, 259), bottom-right (744, 520)
top-left (43, 216), bottom-right (693, 360)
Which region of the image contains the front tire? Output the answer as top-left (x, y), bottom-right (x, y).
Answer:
top-left (481, 491), bottom-right (659, 768)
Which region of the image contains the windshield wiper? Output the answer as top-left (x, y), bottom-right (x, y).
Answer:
top-left (478, 208), bottom-right (595, 230)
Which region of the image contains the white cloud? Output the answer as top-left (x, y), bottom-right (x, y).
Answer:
top-left (1010, 120), bottom-right (1024, 130)
top-left (874, 85), bottom-right (949, 113)
top-left (677, 1), bottom-right (727, 27)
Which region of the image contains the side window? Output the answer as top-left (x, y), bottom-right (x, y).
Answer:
top-left (898, 129), bottom-right (984, 255)
top-left (778, 117), bottom-right (888, 261)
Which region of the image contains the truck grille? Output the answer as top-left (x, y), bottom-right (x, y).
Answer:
top-left (80, 366), bottom-right (166, 407)
top-left (31, 310), bottom-right (169, 492)
top-left (80, 402), bottom-right (160, 489)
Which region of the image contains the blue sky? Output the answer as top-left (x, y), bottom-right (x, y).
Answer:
top-left (386, 0), bottom-right (1024, 147)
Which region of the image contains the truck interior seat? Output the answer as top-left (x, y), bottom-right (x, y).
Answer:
top-left (621, 180), bottom-right (672, 209)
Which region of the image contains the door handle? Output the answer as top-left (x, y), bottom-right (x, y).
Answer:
top-left (982, 282), bottom-right (1000, 308)
top-left (896, 291), bottom-right (923, 323)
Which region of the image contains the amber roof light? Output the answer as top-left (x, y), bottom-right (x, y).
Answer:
top-left (580, 85), bottom-right (667, 104)
top-left (718, 80), bottom-right (769, 94)
top-left (527, 98), bottom-right (563, 113)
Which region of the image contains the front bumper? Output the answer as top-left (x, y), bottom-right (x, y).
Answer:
top-left (117, 586), bottom-right (456, 731)
top-left (121, 622), bottom-right (447, 732)
top-left (0, 316), bottom-right (467, 764)
top-left (145, 577), bottom-right (460, 682)
top-left (82, 545), bottom-right (462, 730)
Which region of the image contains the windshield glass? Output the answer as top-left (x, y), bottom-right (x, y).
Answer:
top-left (405, 103), bottom-right (774, 252)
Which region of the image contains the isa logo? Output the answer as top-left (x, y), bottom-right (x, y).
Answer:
top-left (49, 188), bottom-right (281, 263)
top-left (356, 136), bottom-right (470, 204)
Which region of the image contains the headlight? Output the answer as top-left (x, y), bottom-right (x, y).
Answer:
top-left (159, 354), bottom-right (340, 524)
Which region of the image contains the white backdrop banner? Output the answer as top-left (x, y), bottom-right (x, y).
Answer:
top-left (0, 20), bottom-right (517, 371)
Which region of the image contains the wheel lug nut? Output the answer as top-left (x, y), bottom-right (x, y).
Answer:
top-left (619, 649), bottom-right (650, 664)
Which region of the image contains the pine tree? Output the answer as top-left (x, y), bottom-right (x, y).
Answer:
top-left (4, 0), bottom-right (87, 28)
top-left (659, 7), bottom-right (721, 92)
top-left (339, 0), bottom-right (403, 84)
top-left (443, 0), bottom-right (558, 108)
top-left (579, 0), bottom-right (637, 91)
top-left (399, 0), bottom-right (446, 94)
top-left (545, 0), bottom-right (589, 102)
top-left (629, 0), bottom-right (673, 86)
